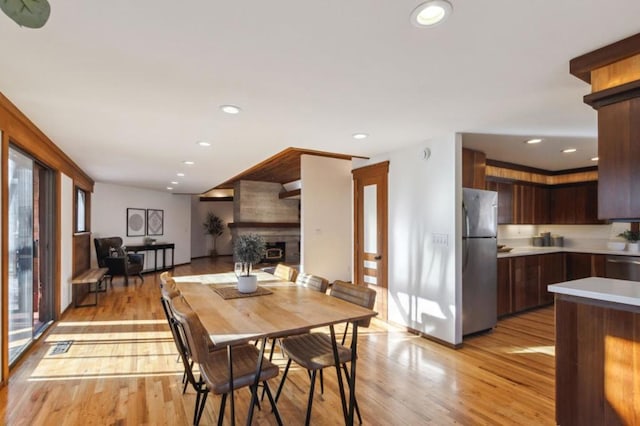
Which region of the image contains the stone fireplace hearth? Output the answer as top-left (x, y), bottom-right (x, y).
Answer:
top-left (230, 180), bottom-right (301, 264)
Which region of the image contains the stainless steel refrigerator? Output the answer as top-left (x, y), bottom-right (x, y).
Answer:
top-left (462, 188), bottom-right (498, 336)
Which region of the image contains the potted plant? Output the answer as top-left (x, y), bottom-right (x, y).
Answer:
top-left (203, 212), bottom-right (225, 257)
top-left (233, 233), bottom-right (265, 293)
top-left (618, 229), bottom-right (640, 252)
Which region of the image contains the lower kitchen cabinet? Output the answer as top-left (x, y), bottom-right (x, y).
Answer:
top-left (539, 253), bottom-right (565, 304)
top-left (498, 252), bottom-right (567, 317)
top-left (566, 252), bottom-right (605, 280)
top-left (512, 255), bottom-right (540, 312)
top-left (497, 257), bottom-right (512, 316)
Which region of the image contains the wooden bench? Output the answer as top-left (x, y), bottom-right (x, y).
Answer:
top-left (71, 267), bottom-right (109, 307)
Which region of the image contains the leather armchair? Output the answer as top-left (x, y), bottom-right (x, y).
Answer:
top-left (94, 237), bottom-right (144, 286)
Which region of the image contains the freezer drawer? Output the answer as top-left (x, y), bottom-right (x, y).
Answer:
top-left (462, 237), bottom-right (497, 335)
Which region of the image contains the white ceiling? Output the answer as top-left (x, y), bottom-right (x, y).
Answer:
top-left (0, 1), bottom-right (638, 193)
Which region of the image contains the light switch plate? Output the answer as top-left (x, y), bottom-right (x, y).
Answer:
top-left (432, 233), bottom-right (448, 247)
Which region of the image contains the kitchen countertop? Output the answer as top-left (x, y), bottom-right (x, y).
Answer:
top-left (497, 246), bottom-right (640, 258)
top-left (548, 277), bottom-right (640, 307)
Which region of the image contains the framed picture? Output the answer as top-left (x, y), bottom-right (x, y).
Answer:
top-left (127, 208), bottom-right (146, 237)
top-left (147, 209), bottom-right (164, 236)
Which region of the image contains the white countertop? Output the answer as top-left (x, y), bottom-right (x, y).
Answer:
top-left (497, 246), bottom-right (640, 258)
top-left (548, 277), bottom-right (640, 307)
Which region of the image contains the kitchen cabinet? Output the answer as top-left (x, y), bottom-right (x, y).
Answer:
top-left (462, 148), bottom-right (486, 189)
top-left (565, 252), bottom-right (605, 280)
top-left (497, 257), bottom-right (512, 316)
top-left (513, 183), bottom-right (549, 224)
top-left (512, 255), bottom-right (540, 312)
top-left (485, 180), bottom-right (513, 224)
top-left (538, 253), bottom-right (565, 304)
top-left (550, 181), bottom-right (603, 224)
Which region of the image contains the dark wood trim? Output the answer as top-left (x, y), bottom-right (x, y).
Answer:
top-left (199, 196), bottom-right (234, 202)
top-left (209, 147), bottom-right (368, 191)
top-left (570, 32), bottom-right (640, 84)
top-left (0, 93), bottom-right (94, 192)
top-left (227, 222), bottom-right (300, 228)
top-left (1, 128), bottom-right (8, 382)
top-left (278, 189), bottom-right (300, 199)
top-left (583, 79), bottom-right (640, 109)
top-left (486, 159), bottom-right (598, 176)
top-left (352, 160), bottom-right (390, 176)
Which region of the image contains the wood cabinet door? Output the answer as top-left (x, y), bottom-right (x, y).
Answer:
top-left (486, 180), bottom-right (513, 224)
top-left (539, 253), bottom-right (565, 304)
top-left (462, 148), bottom-right (486, 189)
top-left (512, 255), bottom-right (539, 312)
top-left (565, 252), bottom-right (592, 280)
top-left (497, 257), bottom-right (512, 317)
top-left (598, 98), bottom-right (640, 219)
top-left (550, 185), bottom-right (576, 224)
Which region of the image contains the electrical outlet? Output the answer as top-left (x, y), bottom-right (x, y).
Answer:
top-left (432, 233), bottom-right (448, 247)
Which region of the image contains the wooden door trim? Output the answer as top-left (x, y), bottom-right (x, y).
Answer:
top-left (352, 161), bottom-right (389, 290)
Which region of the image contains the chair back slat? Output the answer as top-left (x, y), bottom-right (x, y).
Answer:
top-left (330, 281), bottom-right (376, 328)
top-left (295, 273), bottom-right (329, 293)
top-left (273, 263), bottom-right (298, 282)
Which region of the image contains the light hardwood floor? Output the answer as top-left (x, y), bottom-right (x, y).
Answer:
top-left (0, 257), bottom-right (555, 425)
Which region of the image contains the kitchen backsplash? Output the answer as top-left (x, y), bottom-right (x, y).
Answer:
top-left (498, 223), bottom-right (631, 249)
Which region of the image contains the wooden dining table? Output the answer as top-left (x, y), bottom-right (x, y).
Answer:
top-left (172, 271), bottom-right (377, 425)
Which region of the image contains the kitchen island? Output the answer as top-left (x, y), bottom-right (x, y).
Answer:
top-left (548, 278), bottom-right (640, 425)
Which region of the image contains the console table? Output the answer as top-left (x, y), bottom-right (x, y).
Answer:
top-left (126, 242), bottom-right (175, 272)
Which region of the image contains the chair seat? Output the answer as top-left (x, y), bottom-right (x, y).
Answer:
top-left (281, 332), bottom-right (352, 371)
top-left (200, 344), bottom-right (280, 395)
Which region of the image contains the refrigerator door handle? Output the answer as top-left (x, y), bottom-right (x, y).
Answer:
top-left (462, 238), bottom-right (469, 271)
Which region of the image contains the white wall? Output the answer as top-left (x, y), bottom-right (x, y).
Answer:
top-left (91, 182), bottom-right (191, 269)
top-left (60, 173), bottom-right (74, 312)
top-left (191, 197), bottom-right (234, 257)
top-left (354, 135), bottom-right (462, 345)
top-left (301, 155), bottom-right (352, 282)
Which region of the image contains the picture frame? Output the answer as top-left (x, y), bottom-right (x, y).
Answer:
top-left (127, 208), bottom-right (146, 237)
top-left (146, 209), bottom-right (164, 236)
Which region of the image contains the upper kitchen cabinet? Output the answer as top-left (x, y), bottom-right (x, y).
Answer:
top-left (570, 32), bottom-right (640, 220)
top-left (485, 180), bottom-right (513, 224)
top-left (462, 148), bottom-right (486, 189)
top-left (549, 181), bottom-right (603, 224)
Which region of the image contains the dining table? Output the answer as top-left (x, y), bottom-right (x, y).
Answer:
top-left (172, 271), bottom-right (377, 425)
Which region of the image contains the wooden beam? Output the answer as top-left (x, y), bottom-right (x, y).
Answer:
top-left (570, 32), bottom-right (640, 84)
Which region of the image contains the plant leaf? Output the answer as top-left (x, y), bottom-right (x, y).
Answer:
top-left (1, 0), bottom-right (50, 29)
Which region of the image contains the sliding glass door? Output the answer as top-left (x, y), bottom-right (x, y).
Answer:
top-left (8, 146), bottom-right (55, 364)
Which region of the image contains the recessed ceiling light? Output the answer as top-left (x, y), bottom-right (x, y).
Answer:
top-left (171, 181), bottom-right (179, 185)
top-left (411, 0), bottom-right (453, 27)
top-left (591, 156), bottom-right (599, 161)
top-left (220, 105), bottom-right (241, 114)
top-left (167, 186), bottom-right (173, 190)
top-left (562, 148), bottom-right (577, 153)
top-left (183, 160), bottom-right (195, 165)
top-left (352, 133), bottom-right (369, 140)
top-left (525, 138), bottom-right (543, 144)
top-left (177, 172), bottom-right (185, 177)
top-left (197, 141), bottom-right (211, 147)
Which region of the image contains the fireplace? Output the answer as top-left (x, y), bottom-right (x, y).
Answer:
top-left (262, 242), bottom-right (286, 263)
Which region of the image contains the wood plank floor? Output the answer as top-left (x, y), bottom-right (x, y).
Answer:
top-left (0, 257), bottom-right (555, 425)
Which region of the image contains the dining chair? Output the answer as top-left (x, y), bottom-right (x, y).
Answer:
top-left (160, 271), bottom-right (170, 287)
top-left (295, 272), bottom-right (329, 293)
top-left (170, 295), bottom-right (283, 426)
top-left (274, 281), bottom-right (376, 425)
top-left (273, 263), bottom-right (298, 282)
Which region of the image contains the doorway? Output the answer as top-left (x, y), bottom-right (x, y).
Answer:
top-left (353, 161), bottom-right (389, 320)
top-left (8, 146), bottom-right (55, 365)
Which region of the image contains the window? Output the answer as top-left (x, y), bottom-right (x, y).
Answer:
top-left (76, 187), bottom-right (87, 232)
